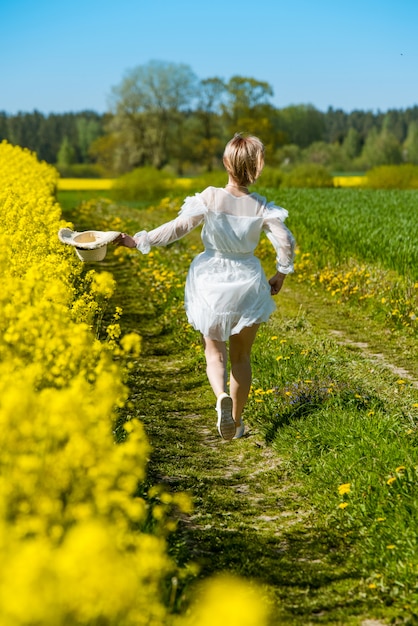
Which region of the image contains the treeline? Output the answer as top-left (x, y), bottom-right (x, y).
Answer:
top-left (0, 110), bottom-right (104, 169)
top-left (1, 60), bottom-right (418, 176)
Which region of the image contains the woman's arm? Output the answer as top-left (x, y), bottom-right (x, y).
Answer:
top-left (262, 207), bottom-right (296, 275)
top-left (114, 194), bottom-right (207, 253)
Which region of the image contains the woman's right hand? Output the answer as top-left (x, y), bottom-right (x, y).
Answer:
top-left (114, 233), bottom-right (137, 248)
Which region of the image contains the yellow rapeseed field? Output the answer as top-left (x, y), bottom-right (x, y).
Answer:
top-left (333, 175), bottom-right (366, 187)
top-left (57, 175), bottom-right (365, 191)
top-left (0, 141), bottom-right (172, 625)
top-left (57, 178), bottom-right (115, 190)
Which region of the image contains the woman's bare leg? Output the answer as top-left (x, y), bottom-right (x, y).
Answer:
top-left (229, 324), bottom-right (260, 425)
top-left (202, 336), bottom-right (228, 398)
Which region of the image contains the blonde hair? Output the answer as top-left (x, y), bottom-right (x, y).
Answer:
top-left (223, 133), bottom-right (265, 186)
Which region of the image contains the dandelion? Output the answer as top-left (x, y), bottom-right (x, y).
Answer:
top-left (338, 483), bottom-right (351, 495)
top-left (395, 466), bottom-right (406, 473)
top-left (368, 583), bottom-right (377, 589)
top-left (387, 545), bottom-right (396, 550)
top-left (387, 476), bottom-right (397, 485)
top-left (338, 502), bottom-right (349, 509)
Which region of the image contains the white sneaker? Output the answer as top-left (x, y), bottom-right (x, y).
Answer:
top-left (233, 422), bottom-right (245, 439)
top-left (216, 393), bottom-right (235, 440)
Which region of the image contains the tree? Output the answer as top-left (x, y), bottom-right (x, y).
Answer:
top-left (88, 133), bottom-right (121, 175)
top-left (194, 78), bottom-right (226, 171)
top-left (403, 121), bottom-right (418, 164)
top-left (360, 128), bottom-right (402, 168)
top-left (382, 110), bottom-right (407, 143)
top-left (56, 136), bottom-right (76, 167)
top-left (76, 117), bottom-right (102, 162)
top-left (303, 141), bottom-right (347, 170)
top-left (277, 105), bottom-right (325, 148)
top-left (324, 107), bottom-right (349, 143)
top-left (109, 60), bottom-right (198, 171)
top-left (0, 112), bottom-right (8, 140)
top-left (342, 127), bottom-right (362, 160)
top-left (223, 76), bottom-right (274, 134)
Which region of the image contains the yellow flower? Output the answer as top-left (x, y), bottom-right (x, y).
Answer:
top-left (395, 466), bottom-right (405, 473)
top-left (338, 502), bottom-right (349, 509)
top-left (387, 476), bottom-right (396, 485)
top-left (368, 583), bottom-right (377, 589)
top-left (187, 574), bottom-right (269, 626)
top-left (387, 544), bottom-right (396, 550)
top-left (338, 483), bottom-right (351, 495)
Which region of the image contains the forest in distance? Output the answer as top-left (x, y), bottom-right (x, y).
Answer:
top-left (1, 60), bottom-right (418, 177)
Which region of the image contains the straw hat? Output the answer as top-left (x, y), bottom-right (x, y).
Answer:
top-left (58, 228), bottom-right (121, 262)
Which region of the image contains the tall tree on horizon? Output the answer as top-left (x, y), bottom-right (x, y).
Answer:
top-left (109, 60), bottom-right (198, 171)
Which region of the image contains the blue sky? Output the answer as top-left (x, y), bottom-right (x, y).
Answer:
top-left (1, 0), bottom-right (417, 115)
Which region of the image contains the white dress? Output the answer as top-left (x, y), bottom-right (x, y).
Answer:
top-left (134, 186), bottom-right (295, 341)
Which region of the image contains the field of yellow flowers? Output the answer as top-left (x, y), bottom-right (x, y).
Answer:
top-left (0, 141), bottom-right (171, 624)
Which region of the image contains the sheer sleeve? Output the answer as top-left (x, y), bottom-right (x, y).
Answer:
top-left (134, 194), bottom-right (207, 253)
top-left (262, 202), bottom-right (296, 274)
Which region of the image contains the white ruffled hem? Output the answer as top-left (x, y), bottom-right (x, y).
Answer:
top-left (185, 305), bottom-right (275, 342)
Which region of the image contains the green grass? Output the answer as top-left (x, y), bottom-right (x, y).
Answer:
top-left (62, 190), bottom-right (418, 625)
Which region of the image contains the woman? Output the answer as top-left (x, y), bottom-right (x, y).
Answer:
top-left (116, 134), bottom-right (295, 440)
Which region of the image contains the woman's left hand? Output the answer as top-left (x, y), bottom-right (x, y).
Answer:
top-left (269, 272), bottom-right (286, 295)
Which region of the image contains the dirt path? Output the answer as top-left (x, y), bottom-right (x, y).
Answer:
top-left (329, 329), bottom-right (418, 389)
top-left (127, 349), bottom-right (362, 626)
